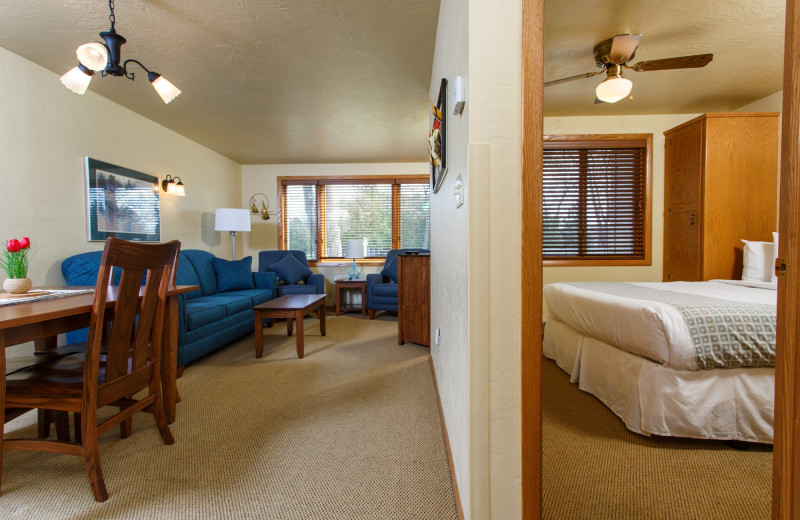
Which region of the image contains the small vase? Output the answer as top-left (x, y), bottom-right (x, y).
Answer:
top-left (3, 277), bottom-right (32, 294)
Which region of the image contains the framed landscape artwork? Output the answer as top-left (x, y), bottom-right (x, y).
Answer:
top-left (85, 157), bottom-right (161, 242)
top-left (429, 77), bottom-right (447, 193)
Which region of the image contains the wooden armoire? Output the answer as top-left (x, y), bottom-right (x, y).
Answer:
top-left (662, 112), bottom-right (779, 282)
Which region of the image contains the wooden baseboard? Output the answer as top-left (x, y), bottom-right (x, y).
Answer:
top-left (428, 355), bottom-right (465, 520)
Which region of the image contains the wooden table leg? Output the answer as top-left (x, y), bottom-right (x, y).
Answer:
top-left (162, 294), bottom-right (179, 424)
top-left (320, 304), bottom-right (327, 336)
top-left (360, 285), bottom-right (366, 316)
top-left (336, 285), bottom-right (341, 316)
top-left (287, 318), bottom-right (293, 337)
top-left (295, 310), bottom-right (305, 359)
top-left (254, 311), bottom-right (264, 358)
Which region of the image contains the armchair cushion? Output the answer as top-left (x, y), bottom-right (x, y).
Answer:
top-left (381, 257), bottom-right (399, 283)
top-left (213, 256), bottom-right (255, 292)
top-left (270, 254), bottom-right (312, 284)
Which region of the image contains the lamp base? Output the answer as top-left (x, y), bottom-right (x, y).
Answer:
top-left (348, 259), bottom-right (361, 280)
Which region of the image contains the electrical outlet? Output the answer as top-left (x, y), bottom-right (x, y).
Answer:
top-left (434, 328), bottom-right (440, 345)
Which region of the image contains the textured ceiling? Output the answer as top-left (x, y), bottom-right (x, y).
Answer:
top-left (544, 0), bottom-right (785, 116)
top-left (0, 1), bottom-right (786, 163)
top-left (0, 0), bottom-right (440, 164)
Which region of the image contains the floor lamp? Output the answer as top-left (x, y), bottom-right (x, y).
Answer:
top-left (214, 208), bottom-right (251, 260)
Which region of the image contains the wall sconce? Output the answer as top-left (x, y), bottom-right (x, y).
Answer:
top-left (161, 175), bottom-right (185, 196)
top-left (249, 193), bottom-right (273, 220)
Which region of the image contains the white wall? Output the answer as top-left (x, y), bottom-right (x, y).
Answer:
top-left (0, 46), bottom-right (242, 351)
top-left (428, 0), bottom-right (471, 516)
top-left (240, 163), bottom-right (427, 305)
top-left (542, 114), bottom-right (698, 289)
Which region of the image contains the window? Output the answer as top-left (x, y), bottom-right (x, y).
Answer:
top-left (543, 135), bottom-right (652, 266)
top-left (279, 175), bottom-right (430, 263)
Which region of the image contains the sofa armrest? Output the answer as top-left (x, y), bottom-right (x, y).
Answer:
top-left (253, 271), bottom-right (278, 294)
top-left (366, 273), bottom-right (384, 310)
top-left (307, 272), bottom-right (325, 294)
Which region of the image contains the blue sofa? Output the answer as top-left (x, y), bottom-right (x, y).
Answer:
top-left (366, 248), bottom-right (429, 319)
top-left (61, 249), bottom-right (277, 367)
top-left (258, 250), bottom-right (325, 296)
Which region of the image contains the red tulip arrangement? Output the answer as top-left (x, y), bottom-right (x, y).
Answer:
top-left (1, 237), bottom-right (31, 279)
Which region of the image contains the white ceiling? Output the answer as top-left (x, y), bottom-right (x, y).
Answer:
top-left (0, 1), bottom-right (787, 163)
top-left (544, 0), bottom-right (785, 116)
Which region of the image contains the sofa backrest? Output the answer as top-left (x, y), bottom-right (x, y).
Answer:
top-left (62, 249), bottom-right (205, 300)
top-left (258, 250), bottom-right (310, 272)
top-left (181, 250), bottom-right (217, 296)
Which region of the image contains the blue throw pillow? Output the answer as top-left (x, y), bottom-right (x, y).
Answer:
top-left (213, 256), bottom-right (255, 292)
top-left (270, 254), bottom-right (312, 284)
top-left (381, 256), bottom-right (398, 283)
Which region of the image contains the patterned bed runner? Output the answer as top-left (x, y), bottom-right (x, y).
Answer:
top-left (563, 282), bottom-right (775, 369)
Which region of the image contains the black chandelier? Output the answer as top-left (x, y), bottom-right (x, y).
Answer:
top-left (60, 0), bottom-right (181, 104)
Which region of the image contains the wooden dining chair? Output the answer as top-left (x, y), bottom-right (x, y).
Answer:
top-left (2, 237), bottom-right (180, 502)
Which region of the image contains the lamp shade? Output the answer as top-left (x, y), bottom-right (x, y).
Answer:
top-left (595, 75), bottom-right (633, 103)
top-left (76, 42), bottom-right (108, 71)
top-left (150, 75), bottom-right (181, 104)
top-left (214, 208), bottom-right (251, 232)
top-left (60, 66), bottom-right (93, 94)
top-left (344, 239), bottom-right (365, 259)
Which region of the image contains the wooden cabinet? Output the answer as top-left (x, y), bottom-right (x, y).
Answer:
top-left (663, 113), bottom-right (779, 281)
top-left (397, 253), bottom-right (430, 346)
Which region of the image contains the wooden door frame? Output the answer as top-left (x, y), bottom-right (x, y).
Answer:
top-left (520, 1), bottom-right (800, 518)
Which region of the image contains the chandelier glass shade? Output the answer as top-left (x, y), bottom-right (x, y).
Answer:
top-left (595, 73), bottom-right (633, 103)
top-left (60, 0), bottom-right (180, 104)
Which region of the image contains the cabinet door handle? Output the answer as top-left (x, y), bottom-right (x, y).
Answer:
top-left (690, 213), bottom-right (695, 225)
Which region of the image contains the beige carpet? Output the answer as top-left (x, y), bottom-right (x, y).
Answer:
top-left (542, 357), bottom-right (772, 520)
top-left (0, 314), bottom-right (458, 519)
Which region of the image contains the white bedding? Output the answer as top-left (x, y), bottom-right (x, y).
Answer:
top-left (544, 280), bottom-right (777, 371)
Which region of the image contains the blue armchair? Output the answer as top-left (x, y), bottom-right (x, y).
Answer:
top-left (366, 248), bottom-right (429, 319)
top-left (258, 250), bottom-right (325, 296)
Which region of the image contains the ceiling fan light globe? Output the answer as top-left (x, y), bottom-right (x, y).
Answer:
top-left (595, 76), bottom-right (632, 103)
top-left (60, 66), bottom-right (93, 94)
top-left (76, 42), bottom-right (108, 71)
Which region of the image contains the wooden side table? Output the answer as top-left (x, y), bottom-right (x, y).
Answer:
top-left (335, 278), bottom-right (367, 316)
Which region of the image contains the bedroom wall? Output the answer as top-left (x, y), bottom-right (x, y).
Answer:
top-left (541, 114), bottom-right (699, 294)
top-left (0, 46), bottom-right (242, 352)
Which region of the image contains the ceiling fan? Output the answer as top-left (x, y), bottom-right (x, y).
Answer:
top-left (545, 34), bottom-right (713, 103)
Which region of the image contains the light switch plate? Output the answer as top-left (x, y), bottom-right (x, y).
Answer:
top-left (454, 175), bottom-right (464, 208)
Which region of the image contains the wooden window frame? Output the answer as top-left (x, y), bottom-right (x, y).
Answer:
top-left (277, 174), bottom-right (429, 266)
top-left (542, 133), bottom-right (653, 267)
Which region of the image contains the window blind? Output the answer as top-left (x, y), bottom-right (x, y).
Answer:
top-left (321, 183), bottom-right (392, 258)
top-left (282, 184), bottom-right (318, 261)
top-left (399, 183), bottom-right (431, 249)
top-left (543, 143), bottom-right (647, 259)
top-left (279, 175), bottom-right (430, 262)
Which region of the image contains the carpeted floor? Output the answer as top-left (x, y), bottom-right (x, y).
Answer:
top-left (542, 357), bottom-right (773, 520)
top-left (0, 314), bottom-right (458, 520)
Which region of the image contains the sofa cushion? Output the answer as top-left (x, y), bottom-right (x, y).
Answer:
top-left (210, 293), bottom-right (256, 315)
top-left (251, 290), bottom-right (274, 306)
top-left (277, 284), bottom-right (319, 296)
top-left (185, 299), bottom-right (227, 330)
top-left (213, 256), bottom-right (255, 292)
top-left (270, 254), bottom-right (312, 284)
top-left (381, 257), bottom-right (398, 283)
top-left (174, 252), bottom-right (203, 300)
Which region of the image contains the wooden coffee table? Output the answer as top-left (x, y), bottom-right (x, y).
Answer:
top-left (253, 294), bottom-right (327, 359)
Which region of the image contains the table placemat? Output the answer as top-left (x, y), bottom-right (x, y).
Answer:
top-left (0, 288), bottom-right (94, 307)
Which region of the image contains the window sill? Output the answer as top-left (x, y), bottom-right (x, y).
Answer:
top-left (309, 259), bottom-right (387, 268)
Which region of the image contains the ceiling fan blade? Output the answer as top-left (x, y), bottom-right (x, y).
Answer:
top-left (632, 53), bottom-right (713, 72)
top-left (609, 34), bottom-right (642, 64)
top-left (544, 70), bottom-right (603, 87)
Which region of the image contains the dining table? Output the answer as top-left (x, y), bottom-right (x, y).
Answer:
top-left (0, 284), bottom-right (197, 433)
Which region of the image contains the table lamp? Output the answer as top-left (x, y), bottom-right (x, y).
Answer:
top-left (344, 239), bottom-right (365, 279)
top-left (214, 208), bottom-right (251, 260)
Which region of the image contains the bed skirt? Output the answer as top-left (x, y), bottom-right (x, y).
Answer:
top-left (544, 318), bottom-right (775, 444)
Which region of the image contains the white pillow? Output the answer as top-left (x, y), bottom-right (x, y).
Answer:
top-left (742, 240), bottom-right (774, 282)
top-left (772, 232), bottom-right (779, 282)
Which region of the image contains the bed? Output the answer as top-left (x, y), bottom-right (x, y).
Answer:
top-left (543, 279), bottom-right (777, 443)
